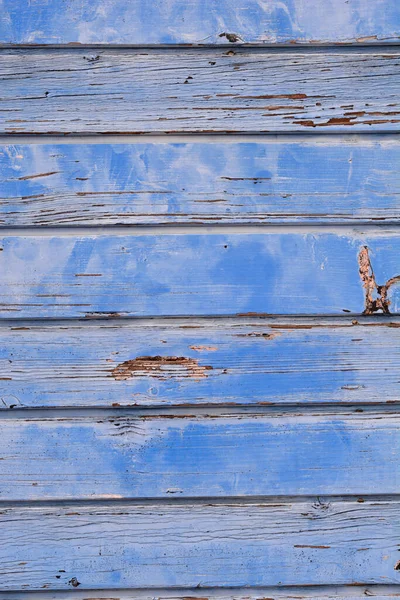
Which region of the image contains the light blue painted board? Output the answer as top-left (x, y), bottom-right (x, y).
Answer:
top-left (1, 412), bottom-right (400, 500)
top-left (1, 319), bottom-right (399, 409)
top-left (2, 140), bottom-right (400, 225)
top-left (1, 501), bottom-right (399, 589)
top-left (0, 0), bottom-right (399, 45)
top-left (2, 49), bottom-right (400, 134)
top-left (1, 233), bottom-right (400, 318)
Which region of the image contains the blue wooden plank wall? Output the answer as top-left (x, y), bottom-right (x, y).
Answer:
top-left (0, 3), bottom-right (400, 599)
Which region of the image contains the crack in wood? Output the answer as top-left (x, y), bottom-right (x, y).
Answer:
top-left (358, 247), bottom-right (400, 314)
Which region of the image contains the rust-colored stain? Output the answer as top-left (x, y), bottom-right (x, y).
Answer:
top-left (189, 345), bottom-right (218, 351)
top-left (264, 105), bottom-right (304, 111)
top-left (298, 116), bottom-right (400, 128)
top-left (356, 35), bottom-right (378, 42)
top-left (241, 93), bottom-right (308, 100)
top-left (18, 171), bottom-right (59, 180)
top-left (298, 117), bottom-right (356, 127)
top-left (358, 246), bottom-right (400, 314)
top-left (111, 356), bottom-right (213, 380)
top-left (344, 111), bottom-right (366, 117)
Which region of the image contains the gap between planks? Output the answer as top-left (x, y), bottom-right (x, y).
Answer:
top-left (0, 404), bottom-right (399, 420)
top-left (0, 314), bottom-right (398, 326)
top-left (0, 133), bottom-right (400, 144)
top-left (2, 225), bottom-right (400, 236)
top-left (0, 585), bottom-right (399, 600)
top-left (0, 314), bottom-right (397, 326)
top-left (1, 494), bottom-right (400, 511)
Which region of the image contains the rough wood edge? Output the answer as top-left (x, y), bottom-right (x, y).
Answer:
top-left (1, 585), bottom-right (399, 600)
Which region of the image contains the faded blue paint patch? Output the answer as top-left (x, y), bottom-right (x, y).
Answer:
top-left (0, 421), bottom-right (135, 499)
top-left (2, 142), bottom-right (400, 226)
top-left (4, 233), bottom-right (400, 317)
top-left (1, 415), bottom-right (399, 500)
top-left (1, 0), bottom-right (399, 44)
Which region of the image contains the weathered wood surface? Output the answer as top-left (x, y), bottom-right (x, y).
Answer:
top-left (2, 590), bottom-right (400, 600)
top-left (1, 500), bottom-right (399, 589)
top-left (1, 318), bottom-right (400, 409)
top-left (1, 412), bottom-right (399, 500)
top-left (2, 49), bottom-right (400, 134)
top-left (3, 3), bottom-right (400, 599)
top-left (2, 139), bottom-right (400, 225)
top-left (1, 233), bottom-right (400, 318)
top-left (1, 0), bottom-right (399, 46)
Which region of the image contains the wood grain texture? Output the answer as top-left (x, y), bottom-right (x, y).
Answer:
top-left (1, 232), bottom-right (400, 318)
top-left (2, 139), bottom-right (400, 225)
top-left (1, 412), bottom-right (400, 500)
top-left (1, 318), bottom-right (400, 409)
top-left (1, 48), bottom-right (400, 134)
top-left (0, 0), bottom-right (399, 45)
top-left (1, 500), bottom-right (400, 589)
top-left (3, 4), bottom-right (400, 598)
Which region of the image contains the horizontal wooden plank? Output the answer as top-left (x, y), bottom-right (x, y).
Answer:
top-left (1, 412), bottom-right (399, 500)
top-left (1, 233), bottom-right (400, 318)
top-left (1, 318), bottom-right (400, 409)
top-left (1, 0), bottom-right (399, 45)
top-left (1, 500), bottom-right (400, 589)
top-left (1, 49), bottom-right (400, 134)
top-left (2, 139), bottom-right (400, 225)
top-left (2, 589), bottom-right (400, 600)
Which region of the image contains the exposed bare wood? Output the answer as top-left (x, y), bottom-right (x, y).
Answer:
top-left (1, 49), bottom-right (400, 134)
